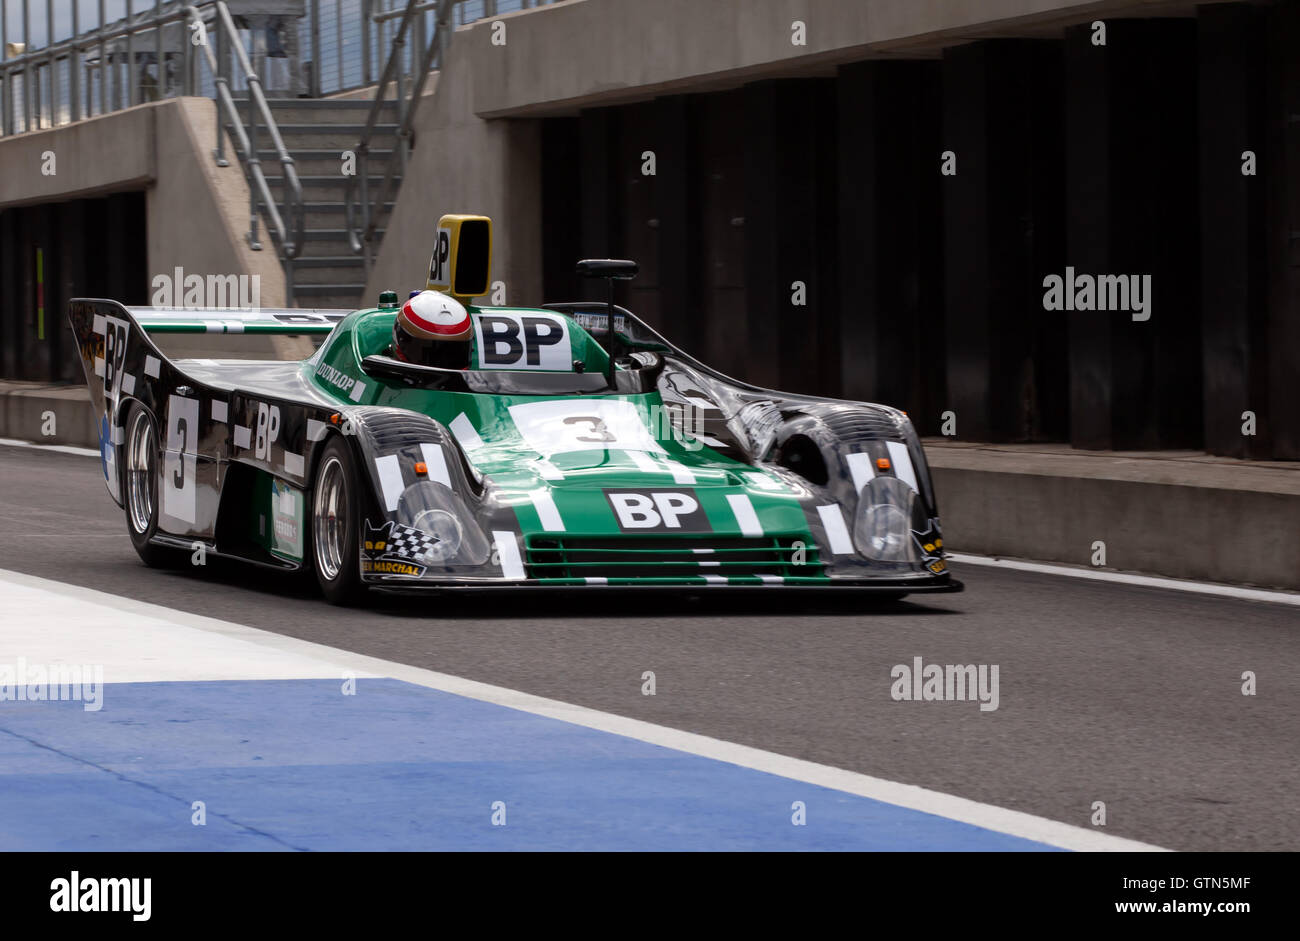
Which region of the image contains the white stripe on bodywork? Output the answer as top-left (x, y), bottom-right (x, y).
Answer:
top-left (375, 454), bottom-right (405, 512)
top-left (725, 494), bottom-right (763, 537)
top-left (533, 459), bottom-right (564, 481)
top-left (204, 321), bottom-right (223, 333)
top-left (626, 450), bottom-right (660, 475)
top-left (349, 380), bottom-right (366, 403)
top-left (845, 451), bottom-right (876, 494)
top-left (529, 491), bottom-right (565, 532)
top-left (450, 413), bottom-right (484, 450)
top-left (702, 575), bottom-right (727, 584)
top-left (111, 425), bottom-right (124, 446)
top-left (585, 576), bottom-right (608, 585)
top-left (419, 443), bottom-right (453, 488)
top-left (211, 400), bottom-right (228, 423)
top-left (758, 575), bottom-right (784, 584)
top-left (885, 441), bottom-right (918, 493)
top-left (816, 504), bottom-right (855, 555)
top-left (306, 419), bottom-right (329, 441)
top-left (92, 314), bottom-right (106, 335)
top-left (743, 471), bottom-right (783, 492)
top-left (224, 321), bottom-right (244, 334)
top-left (493, 531), bottom-right (525, 579)
top-left (143, 355), bottom-right (161, 378)
top-left (661, 458), bottom-right (695, 485)
top-left (93, 357), bottom-right (105, 378)
top-left (120, 373), bottom-right (136, 395)
top-left (233, 425), bottom-right (251, 449)
top-left (283, 451), bottom-right (305, 477)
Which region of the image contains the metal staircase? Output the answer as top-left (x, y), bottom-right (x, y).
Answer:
top-left (232, 96), bottom-right (401, 308)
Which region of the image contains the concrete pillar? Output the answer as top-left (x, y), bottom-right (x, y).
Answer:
top-left (742, 78), bottom-right (836, 396)
top-left (1064, 19), bottom-right (1201, 451)
top-left (1198, 4), bottom-right (1268, 459)
top-left (838, 60), bottom-right (943, 431)
top-left (942, 40), bottom-right (1066, 444)
top-left (1264, 0), bottom-right (1300, 460)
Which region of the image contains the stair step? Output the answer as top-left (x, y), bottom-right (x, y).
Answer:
top-left (291, 256), bottom-right (367, 268)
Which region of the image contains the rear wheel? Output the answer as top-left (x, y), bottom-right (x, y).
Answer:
top-left (122, 402), bottom-right (186, 568)
top-left (311, 436), bottom-right (367, 605)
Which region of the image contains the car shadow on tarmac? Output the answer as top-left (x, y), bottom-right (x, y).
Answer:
top-left (159, 557), bottom-right (964, 620)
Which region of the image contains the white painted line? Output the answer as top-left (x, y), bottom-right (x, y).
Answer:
top-left (233, 425), bottom-right (252, 450)
top-left (529, 490), bottom-right (566, 532)
top-left (0, 437), bottom-right (99, 458)
top-left (211, 400), bottom-right (228, 424)
top-left (375, 454), bottom-right (405, 512)
top-left (846, 451), bottom-right (876, 493)
top-left (817, 504), bottom-right (855, 555)
top-left (492, 531), bottom-right (525, 579)
top-left (885, 441), bottom-right (918, 493)
top-left (143, 355), bottom-right (161, 378)
top-left (726, 494), bottom-right (763, 537)
top-left (0, 567), bottom-right (1167, 852)
top-left (450, 413), bottom-right (484, 450)
top-left (948, 552), bottom-right (1300, 608)
top-left (419, 443), bottom-right (453, 488)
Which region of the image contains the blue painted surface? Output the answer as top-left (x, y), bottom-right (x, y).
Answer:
top-left (0, 679), bottom-right (1059, 851)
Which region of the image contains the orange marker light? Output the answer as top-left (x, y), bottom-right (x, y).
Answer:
top-left (329, 413), bottom-right (341, 424)
top-left (876, 457), bottom-right (891, 470)
top-left (413, 462), bottom-right (428, 476)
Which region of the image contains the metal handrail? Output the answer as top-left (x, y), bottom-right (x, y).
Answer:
top-left (343, 0), bottom-right (448, 271)
top-left (182, 2), bottom-right (304, 310)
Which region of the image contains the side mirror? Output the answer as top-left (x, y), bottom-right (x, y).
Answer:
top-left (427, 214), bottom-right (492, 302)
top-left (576, 259), bottom-right (638, 280)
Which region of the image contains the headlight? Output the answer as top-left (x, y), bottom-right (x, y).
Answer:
top-left (853, 476), bottom-right (919, 563)
top-left (395, 479), bottom-right (491, 565)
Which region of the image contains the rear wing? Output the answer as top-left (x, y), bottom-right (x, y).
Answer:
top-left (127, 306), bottom-right (355, 335)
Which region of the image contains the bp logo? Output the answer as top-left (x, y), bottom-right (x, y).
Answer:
top-left (604, 489), bottom-right (711, 532)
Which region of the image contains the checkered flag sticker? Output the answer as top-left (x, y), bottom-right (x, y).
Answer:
top-left (363, 519), bottom-right (440, 564)
top-left (385, 522), bottom-right (441, 560)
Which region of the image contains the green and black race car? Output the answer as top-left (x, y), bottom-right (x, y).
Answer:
top-left (68, 214), bottom-right (960, 604)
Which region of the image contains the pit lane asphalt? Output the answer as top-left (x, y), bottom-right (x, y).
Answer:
top-left (2, 442), bottom-right (1296, 851)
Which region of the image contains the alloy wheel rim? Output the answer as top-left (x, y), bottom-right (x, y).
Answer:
top-left (126, 411), bottom-right (154, 535)
top-left (314, 456), bottom-right (346, 581)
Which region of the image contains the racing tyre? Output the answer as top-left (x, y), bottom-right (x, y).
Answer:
top-left (310, 435), bottom-right (367, 605)
top-left (122, 401), bottom-right (187, 568)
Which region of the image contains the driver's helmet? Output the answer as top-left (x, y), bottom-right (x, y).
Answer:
top-left (392, 291), bottom-right (472, 369)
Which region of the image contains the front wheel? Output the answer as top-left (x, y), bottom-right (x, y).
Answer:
top-left (310, 435), bottom-right (367, 605)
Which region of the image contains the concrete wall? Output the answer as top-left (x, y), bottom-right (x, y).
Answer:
top-left (363, 35), bottom-right (543, 307)
top-left (0, 97), bottom-right (286, 308)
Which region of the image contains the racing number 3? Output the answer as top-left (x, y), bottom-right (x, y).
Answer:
top-left (563, 415), bottom-right (616, 443)
top-left (163, 395), bottom-right (199, 525)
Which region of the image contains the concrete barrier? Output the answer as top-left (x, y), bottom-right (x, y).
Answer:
top-left (927, 442), bottom-right (1300, 591)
